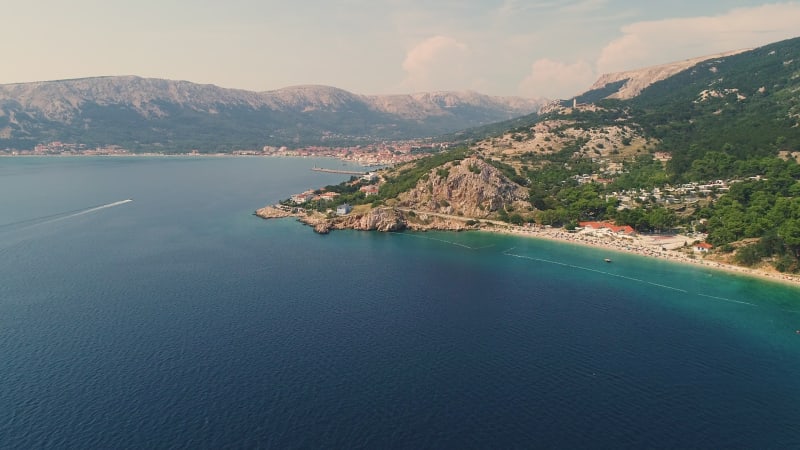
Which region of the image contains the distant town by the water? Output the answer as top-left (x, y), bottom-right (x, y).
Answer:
top-left (0, 139), bottom-right (452, 166)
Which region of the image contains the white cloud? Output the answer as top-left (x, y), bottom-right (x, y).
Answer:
top-left (399, 35), bottom-right (472, 92)
top-left (597, 3), bottom-right (800, 74)
top-left (519, 58), bottom-right (596, 99)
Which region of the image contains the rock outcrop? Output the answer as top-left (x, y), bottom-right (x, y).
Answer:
top-left (287, 207), bottom-right (406, 234)
top-left (254, 205), bottom-right (296, 219)
top-left (397, 156), bottom-right (530, 218)
top-left (257, 156), bottom-right (531, 235)
top-left (331, 207), bottom-right (406, 232)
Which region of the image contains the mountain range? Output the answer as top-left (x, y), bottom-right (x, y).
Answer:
top-left (0, 77), bottom-right (545, 151)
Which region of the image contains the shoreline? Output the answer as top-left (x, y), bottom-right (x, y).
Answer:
top-left (486, 223), bottom-right (800, 289)
top-left (255, 204), bottom-right (800, 289)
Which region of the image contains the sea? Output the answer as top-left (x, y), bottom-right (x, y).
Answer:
top-left (1, 156), bottom-right (799, 449)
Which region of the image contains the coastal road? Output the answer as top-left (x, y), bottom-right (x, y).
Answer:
top-left (394, 207), bottom-right (510, 228)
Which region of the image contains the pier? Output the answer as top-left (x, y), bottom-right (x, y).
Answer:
top-left (311, 167), bottom-right (366, 175)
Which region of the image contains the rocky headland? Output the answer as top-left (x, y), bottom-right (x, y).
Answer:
top-left (255, 156), bottom-right (525, 234)
top-left (256, 205), bottom-right (480, 234)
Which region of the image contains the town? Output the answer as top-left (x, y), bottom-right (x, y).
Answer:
top-left (1, 139), bottom-right (451, 166)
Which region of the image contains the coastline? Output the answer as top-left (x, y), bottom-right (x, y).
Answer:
top-left (256, 204), bottom-right (800, 289)
top-left (487, 223), bottom-right (800, 289)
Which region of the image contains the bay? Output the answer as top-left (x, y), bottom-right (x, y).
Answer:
top-left (1, 156), bottom-right (799, 448)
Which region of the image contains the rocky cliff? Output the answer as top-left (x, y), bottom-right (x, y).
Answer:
top-left (257, 155), bottom-right (529, 234)
top-left (295, 207), bottom-right (477, 234)
top-left (397, 156), bottom-right (530, 218)
top-left (328, 207), bottom-right (406, 232)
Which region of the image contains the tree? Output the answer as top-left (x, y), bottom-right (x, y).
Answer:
top-left (778, 219), bottom-right (800, 258)
top-left (735, 245), bottom-right (762, 266)
top-left (646, 207), bottom-right (677, 233)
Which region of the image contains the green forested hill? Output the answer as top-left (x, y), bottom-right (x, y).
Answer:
top-left (626, 37), bottom-right (800, 174)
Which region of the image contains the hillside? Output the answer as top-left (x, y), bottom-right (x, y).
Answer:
top-left (0, 77), bottom-right (546, 151)
top-left (281, 36), bottom-right (800, 274)
top-left (474, 37), bottom-right (800, 178)
top-left (580, 49), bottom-right (749, 101)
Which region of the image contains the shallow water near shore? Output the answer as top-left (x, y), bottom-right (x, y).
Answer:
top-left (1, 156), bottom-right (799, 448)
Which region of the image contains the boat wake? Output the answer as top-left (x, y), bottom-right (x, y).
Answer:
top-left (0, 199), bottom-right (133, 232)
top-left (503, 249), bottom-right (758, 307)
top-left (696, 293), bottom-right (756, 306)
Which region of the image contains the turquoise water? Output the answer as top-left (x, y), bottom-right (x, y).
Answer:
top-left (1, 157), bottom-right (799, 448)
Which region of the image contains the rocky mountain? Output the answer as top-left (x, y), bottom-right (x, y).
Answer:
top-left (257, 154), bottom-right (531, 233)
top-left (582, 49), bottom-right (749, 101)
top-left (0, 77), bottom-right (545, 151)
top-left (396, 156), bottom-right (530, 218)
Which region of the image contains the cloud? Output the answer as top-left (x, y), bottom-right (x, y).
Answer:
top-left (519, 58), bottom-right (596, 99)
top-left (399, 35), bottom-right (471, 91)
top-left (597, 3), bottom-right (800, 74)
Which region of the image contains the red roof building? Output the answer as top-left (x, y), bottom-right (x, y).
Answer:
top-left (579, 221), bottom-right (635, 235)
top-left (694, 242), bottom-right (713, 252)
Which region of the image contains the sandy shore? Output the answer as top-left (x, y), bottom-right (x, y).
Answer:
top-left (257, 203), bottom-right (800, 289)
top-left (487, 223), bottom-right (800, 289)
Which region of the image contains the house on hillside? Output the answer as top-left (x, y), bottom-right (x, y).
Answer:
top-left (694, 242), bottom-right (713, 253)
top-left (291, 191), bottom-right (315, 204)
top-left (360, 185), bottom-right (379, 196)
top-left (336, 203), bottom-right (352, 215)
top-left (319, 191), bottom-right (340, 201)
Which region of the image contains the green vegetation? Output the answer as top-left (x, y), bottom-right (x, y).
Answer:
top-left (698, 160), bottom-right (800, 271)
top-left (281, 147), bottom-right (473, 212)
top-left (506, 37), bottom-right (800, 271)
top-left (377, 147), bottom-right (471, 199)
top-left (288, 38), bottom-right (800, 272)
top-left (626, 37), bottom-right (800, 178)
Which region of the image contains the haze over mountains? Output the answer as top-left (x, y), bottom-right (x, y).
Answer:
top-left (0, 77), bottom-right (545, 151)
top-left (2, 36), bottom-right (799, 155)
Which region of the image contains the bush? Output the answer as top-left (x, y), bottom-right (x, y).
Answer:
top-left (775, 255), bottom-right (797, 273)
top-left (734, 245), bottom-right (761, 266)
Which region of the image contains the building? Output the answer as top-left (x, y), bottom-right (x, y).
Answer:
top-left (360, 185), bottom-right (379, 196)
top-left (290, 191), bottom-right (315, 204)
top-left (579, 221), bottom-right (635, 235)
top-left (694, 242), bottom-right (713, 253)
top-left (336, 203), bottom-right (352, 215)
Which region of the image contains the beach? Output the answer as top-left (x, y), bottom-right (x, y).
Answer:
top-left (256, 202), bottom-right (800, 288)
top-left (492, 222), bottom-right (800, 288)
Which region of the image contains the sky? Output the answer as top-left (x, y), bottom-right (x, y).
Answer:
top-left (3, 1), bottom-right (800, 99)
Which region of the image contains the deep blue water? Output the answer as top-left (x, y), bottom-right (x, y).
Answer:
top-left (1, 156), bottom-right (799, 448)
